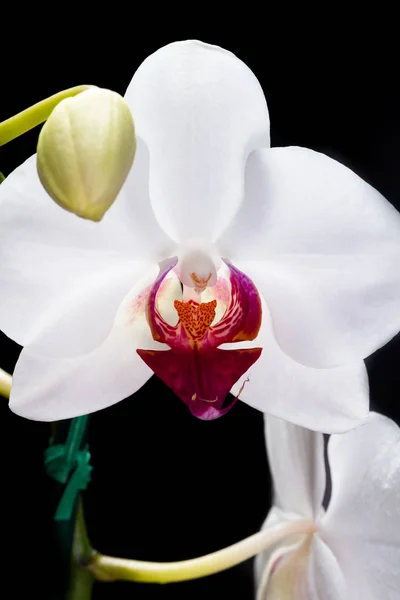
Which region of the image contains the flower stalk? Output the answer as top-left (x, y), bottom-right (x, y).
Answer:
top-left (67, 499), bottom-right (95, 600)
top-left (87, 520), bottom-right (316, 584)
top-left (0, 367), bottom-right (11, 398)
top-left (0, 85), bottom-right (90, 146)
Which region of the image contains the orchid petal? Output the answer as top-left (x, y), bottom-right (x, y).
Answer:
top-left (14, 259), bottom-right (149, 358)
top-left (265, 416), bottom-right (325, 520)
top-left (257, 536), bottom-right (345, 600)
top-left (306, 536), bottom-right (346, 600)
top-left (256, 539), bottom-right (307, 600)
top-left (0, 143), bottom-right (173, 355)
top-left (230, 298), bottom-right (369, 433)
top-left (323, 412), bottom-right (400, 540)
top-left (220, 147), bottom-right (400, 367)
top-left (9, 268), bottom-right (167, 420)
top-left (124, 40), bottom-right (270, 244)
top-left (321, 413), bottom-right (400, 600)
top-left (255, 507), bottom-right (312, 595)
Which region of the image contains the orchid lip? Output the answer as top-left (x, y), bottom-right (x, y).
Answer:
top-left (137, 256), bottom-right (263, 419)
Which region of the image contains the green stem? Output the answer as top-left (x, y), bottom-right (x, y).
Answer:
top-left (64, 415), bottom-right (89, 472)
top-left (88, 520), bottom-right (316, 584)
top-left (47, 417), bottom-right (91, 598)
top-left (67, 499), bottom-right (95, 600)
top-left (0, 85), bottom-right (90, 146)
top-left (0, 367), bottom-right (11, 398)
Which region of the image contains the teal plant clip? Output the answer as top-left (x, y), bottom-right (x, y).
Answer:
top-left (44, 415), bottom-right (92, 521)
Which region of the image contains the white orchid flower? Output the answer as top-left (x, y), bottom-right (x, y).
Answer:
top-left (1, 40), bottom-right (400, 429)
top-left (255, 412), bottom-right (400, 599)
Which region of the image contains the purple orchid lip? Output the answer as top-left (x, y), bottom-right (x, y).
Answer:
top-left (137, 257), bottom-right (262, 420)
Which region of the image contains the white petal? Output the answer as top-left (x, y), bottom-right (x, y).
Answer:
top-left (0, 143), bottom-right (173, 354)
top-left (321, 413), bottom-right (400, 600)
top-left (12, 258), bottom-right (149, 358)
top-left (257, 535), bottom-right (345, 600)
top-left (319, 541), bottom-right (397, 600)
top-left (124, 40), bottom-right (270, 244)
top-left (256, 539), bottom-right (306, 600)
top-left (219, 147), bottom-right (400, 367)
top-left (255, 507), bottom-right (309, 595)
top-left (9, 267), bottom-right (167, 420)
top-left (119, 137), bottom-right (175, 260)
top-left (265, 416), bottom-right (325, 520)
top-left (230, 297), bottom-right (369, 433)
top-left (323, 412), bottom-right (400, 540)
top-left (306, 536), bottom-right (346, 600)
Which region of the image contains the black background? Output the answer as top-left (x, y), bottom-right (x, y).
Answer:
top-left (1, 26), bottom-right (400, 600)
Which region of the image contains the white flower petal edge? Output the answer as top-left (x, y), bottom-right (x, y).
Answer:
top-left (322, 413), bottom-right (400, 600)
top-left (0, 141), bottom-right (173, 357)
top-left (265, 415), bottom-right (325, 519)
top-left (124, 40), bottom-right (270, 244)
top-left (229, 298), bottom-right (369, 433)
top-left (220, 146), bottom-right (400, 368)
top-left (9, 267), bottom-right (171, 420)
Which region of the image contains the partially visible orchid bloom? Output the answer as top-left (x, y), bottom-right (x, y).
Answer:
top-left (1, 40), bottom-right (400, 430)
top-left (256, 412), bottom-right (400, 600)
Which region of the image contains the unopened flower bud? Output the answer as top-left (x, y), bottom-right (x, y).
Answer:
top-left (37, 87), bottom-right (136, 221)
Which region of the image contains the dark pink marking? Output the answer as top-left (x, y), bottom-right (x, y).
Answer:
top-left (210, 259), bottom-right (262, 344)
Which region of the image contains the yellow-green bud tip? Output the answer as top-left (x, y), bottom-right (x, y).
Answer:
top-left (37, 88), bottom-right (136, 221)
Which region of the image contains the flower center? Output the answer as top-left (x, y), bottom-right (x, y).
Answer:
top-left (137, 257), bottom-right (263, 420)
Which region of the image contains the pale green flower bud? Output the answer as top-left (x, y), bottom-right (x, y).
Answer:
top-left (37, 87), bottom-right (136, 221)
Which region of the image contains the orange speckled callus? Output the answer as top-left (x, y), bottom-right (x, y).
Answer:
top-left (174, 299), bottom-right (217, 341)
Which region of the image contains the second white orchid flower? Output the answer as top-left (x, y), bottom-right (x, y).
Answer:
top-left (256, 412), bottom-right (400, 599)
top-left (0, 40), bottom-right (400, 430)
